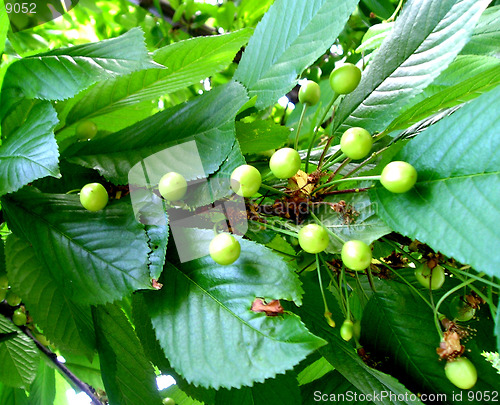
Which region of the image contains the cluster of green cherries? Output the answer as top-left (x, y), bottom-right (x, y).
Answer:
top-left (77, 64), bottom-right (417, 270)
top-left (212, 63), bottom-right (418, 267)
top-left (0, 275), bottom-right (27, 326)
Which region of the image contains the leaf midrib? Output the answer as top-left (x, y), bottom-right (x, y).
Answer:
top-left (335, 1), bottom-right (468, 132)
top-left (0, 154), bottom-right (57, 174)
top-left (10, 198), bottom-right (148, 284)
top-left (176, 265), bottom-right (294, 344)
top-left (373, 291), bottom-right (440, 393)
top-left (416, 169), bottom-right (500, 184)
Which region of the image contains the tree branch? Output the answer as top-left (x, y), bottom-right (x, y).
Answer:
top-left (24, 329), bottom-right (105, 405)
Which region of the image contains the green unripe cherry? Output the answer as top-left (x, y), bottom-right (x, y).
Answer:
top-left (449, 295), bottom-right (475, 322)
top-left (415, 263), bottom-right (445, 290)
top-left (230, 165), bottom-right (262, 197)
top-left (269, 148), bottom-right (301, 179)
top-left (0, 274), bottom-right (8, 289)
top-left (75, 121), bottom-right (98, 140)
top-left (380, 161), bottom-right (417, 193)
top-left (80, 183), bottom-right (109, 212)
top-left (6, 291), bottom-right (22, 307)
top-left (209, 233), bottom-right (241, 265)
top-left (341, 240), bottom-right (372, 271)
top-left (298, 80), bottom-right (321, 106)
top-left (340, 127), bottom-right (373, 160)
top-left (305, 66), bottom-right (322, 83)
top-left (445, 357), bottom-right (477, 390)
top-left (162, 398), bottom-right (176, 405)
top-left (329, 63), bottom-right (362, 94)
top-left (12, 309), bottom-right (27, 326)
top-left (158, 172), bottom-right (188, 201)
top-left (298, 224), bottom-right (330, 254)
top-left (340, 319), bottom-right (354, 341)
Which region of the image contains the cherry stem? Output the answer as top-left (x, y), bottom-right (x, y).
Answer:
top-left (253, 221), bottom-right (298, 238)
top-left (304, 108), bottom-right (324, 173)
top-left (320, 186), bottom-right (372, 196)
top-left (444, 267), bottom-right (497, 314)
top-left (319, 255), bottom-right (347, 312)
top-left (382, 237), bottom-right (420, 265)
top-left (340, 145), bottom-right (390, 180)
top-left (380, 261), bottom-right (433, 309)
top-left (326, 157), bottom-right (352, 184)
top-left (434, 277), bottom-right (481, 339)
top-left (315, 254), bottom-right (332, 320)
top-left (314, 175), bottom-right (381, 194)
top-left (321, 152), bottom-right (346, 170)
top-left (294, 104), bottom-right (308, 150)
top-left (386, 0), bottom-right (404, 22)
top-left (24, 328), bottom-right (104, 405)
top-left (305, 93), bottom-right (340, 172)
top-left (258, 183), bottom-right (287, 196)
top-left (309, 211), bottom-right (346, 244)
top-left (441, 264), bottom-right (500, 289)
top-left (343, 269), bottom-right (352, 320)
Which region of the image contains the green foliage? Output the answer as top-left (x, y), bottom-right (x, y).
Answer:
top-left (1, 28), bottom-right (158, 117)
top-left (0, 315), bottom-right (39, 389)
top-left (57, 29), bottom-right (252, 136)
top-left (0, 101), bottom-right (60, 197)
top-left (2, 190), bottom-right (153, 304)
top-left (235, 0), bottom-right (359, 109)
top-left (29, 360), bottom-right (56, 405)
top-left (93, 304), bottom-right (163, 405)
top-left (63, 81), bottom-right (248, 184)
top-left (461, 6), bottom-right (500, 56)
top-left (6, 235), bottom-right (95, 356)
top-left (334, 0), bottom-right (490, 136)
top-left (372, 84), bottom-right (500, 277)
top-left (145, 229), bottom-right (324, 389)
top-left (236, 121), bottom-right (290, 154)
top-left (0, 0), bottom-right (8, 56)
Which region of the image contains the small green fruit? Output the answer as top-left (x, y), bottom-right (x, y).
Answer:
top-left (329, 63), bottom-right (362, 94)
top-left (162, 398), bottom-right (176, 405)
top-left (230, 165), bottom-right (262, 197)
top-left (341, 240), bottom-right (372, 271)
top-left (6, 291), bottom-right (22, 307)
top-left (0, 288), bottom-right (7, 302)
top-left (340, 127), bottom-right (373, 160)
top-left (80, 183), bottom-right (109, 212)
top-left (305, 66), bottom-right (322, 83)
top-left (298, 80), bottom-right (321, 106)
top-left (0, 274), bottom-right (8, 289)
top-left (158, 172), bottom-right (188, 201)
top-left (415, 263), bottom-right (445, 290)
top-left (298, 224), bottom-right (329, 254)
top-left (340, 319), bottom-right (354, 341)
top-left (445, 357), bottom-right (477, 389)
top-left (12, 309), bottom-right (27, 326)
top-left (75, 121), bottom-right (98, 140)
top-left (380, 161), bottom-right (417, 193)
top-left (209, 233), bottom-right (241, 265)
top-left (449, 296), bottom-right (475, 322)
top-left (269, 148), bottom-right (301, 179)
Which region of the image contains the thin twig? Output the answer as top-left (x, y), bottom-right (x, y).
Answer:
top-left (24, 329), bottom-right (104, 405)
